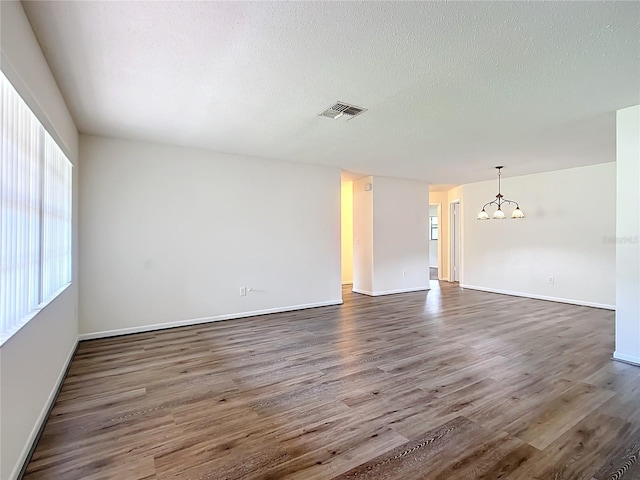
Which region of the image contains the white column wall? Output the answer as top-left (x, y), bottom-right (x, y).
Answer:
top-left (614, 104), bottom-right (640, 365)
top-left (353, 176), bottom-right (430, 296)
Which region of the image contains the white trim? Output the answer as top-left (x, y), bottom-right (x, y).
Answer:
top-left (459, 284), bottom-right (615, 310)
top-left (9, 337), bottom-right (78, 480)
top-left (78, 300), bottom-right (344, 340)
top-left (0, 283), bottom-right (71, 347)
top-left (613, 352), bottom-right (640, 367)
top-left (352, 286), bottom-right (430, 297)
top-left (352, 288), bottom-right (375, 295)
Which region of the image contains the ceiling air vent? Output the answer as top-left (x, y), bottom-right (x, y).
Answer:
top-left (319, 101), bottom-right (367, 120)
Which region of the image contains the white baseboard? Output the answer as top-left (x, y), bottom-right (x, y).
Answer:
top-left (459, 284), bottom-right (615, 310)
top-left (10, 337), bottom-right (78, 480)
top-left (351, 288), bottom-right (374, 296)
top-left (78, 299), bottom-right (344, 341)
top-left (352, 286), bottom-right (430, 297)
top-left (613, 351), bottom-right (640, 366)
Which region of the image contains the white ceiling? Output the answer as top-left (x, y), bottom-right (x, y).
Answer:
top-left (23, 1), bottom-right (640, 185)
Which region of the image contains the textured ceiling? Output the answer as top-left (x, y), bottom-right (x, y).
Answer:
top-left (22, 1), bottom-right (640, 184)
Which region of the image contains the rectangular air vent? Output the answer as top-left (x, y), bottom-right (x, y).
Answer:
top-left (319, 101), bottom-right (367, 120)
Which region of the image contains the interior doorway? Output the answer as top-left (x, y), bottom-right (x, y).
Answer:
top-left (341, 178), bottom-right (354, 291)
top-left (450, 200), bottom-right (461, 282)
top-left (429, 204), bottom-right (439, 280)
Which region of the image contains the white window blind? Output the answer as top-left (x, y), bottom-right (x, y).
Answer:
top-left (42, 134), bottom-right (72, 300)
top-left (0, 71), bottom-right (73, 344)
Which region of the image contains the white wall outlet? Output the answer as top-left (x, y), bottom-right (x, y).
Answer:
top-left (240, 287), bottom-right (247, 296)
top-left (548, 277), bottom-right (554, 284)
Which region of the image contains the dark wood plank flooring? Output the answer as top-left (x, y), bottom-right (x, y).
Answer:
top-left (23, 282), bottom-right (640, 479)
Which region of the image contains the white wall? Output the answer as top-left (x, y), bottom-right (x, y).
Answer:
top-left (353, 176), bottom-right (430, 296)
top-left (372, 176), bottom-right (430, 294)
top-left (0, 2), bottom-right (79, 479)
top-left (341, 180), bottom-right (354, 284)
top-left (352, 177), bottom-right (374, 294)
top-left (461, 163), bottom-right (616, 309)
top-left (79, 135), bottom-right (342, 337)
top-left (614, 105), bottom-right (640, 365)
top-left (429, 205), bottom-right (438, 267)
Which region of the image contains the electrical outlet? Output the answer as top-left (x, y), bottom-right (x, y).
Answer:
top-left (548, 277), bottom-right (554, 284)
top-left (240, 287), bottom-right (247, 296)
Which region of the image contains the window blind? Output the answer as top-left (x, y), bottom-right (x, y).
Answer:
top-left (41, 133), bottom-right (72, 301)
top-left (0, 71), bottom-right (72, 344)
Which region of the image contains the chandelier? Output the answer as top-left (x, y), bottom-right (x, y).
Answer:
top-left (477, 166), bottom-right (524, 220)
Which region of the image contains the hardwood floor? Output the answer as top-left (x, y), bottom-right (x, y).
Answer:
top-left (23, 282), bottom-right (640, 480)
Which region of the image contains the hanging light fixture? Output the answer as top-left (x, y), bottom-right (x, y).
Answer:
top-left (477, 166), bottom-right (524, 220)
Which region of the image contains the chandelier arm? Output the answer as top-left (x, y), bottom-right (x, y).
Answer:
top-left (482, 200), bottom-right (498, 210)
top-left (501, 198), bottom-right (520, 208)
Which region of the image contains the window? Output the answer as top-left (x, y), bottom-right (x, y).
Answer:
top-left (1, 71), bottom-right (73, 345)
top-left (430, 215), bottom-right (438, 240)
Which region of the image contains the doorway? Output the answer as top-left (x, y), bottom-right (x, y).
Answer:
top-left (429, 204), bottom-right (439, 280)
top-left (450, 201), bottom-right (461, 282)
top-left (341, 179), bottom-right (354, 290)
